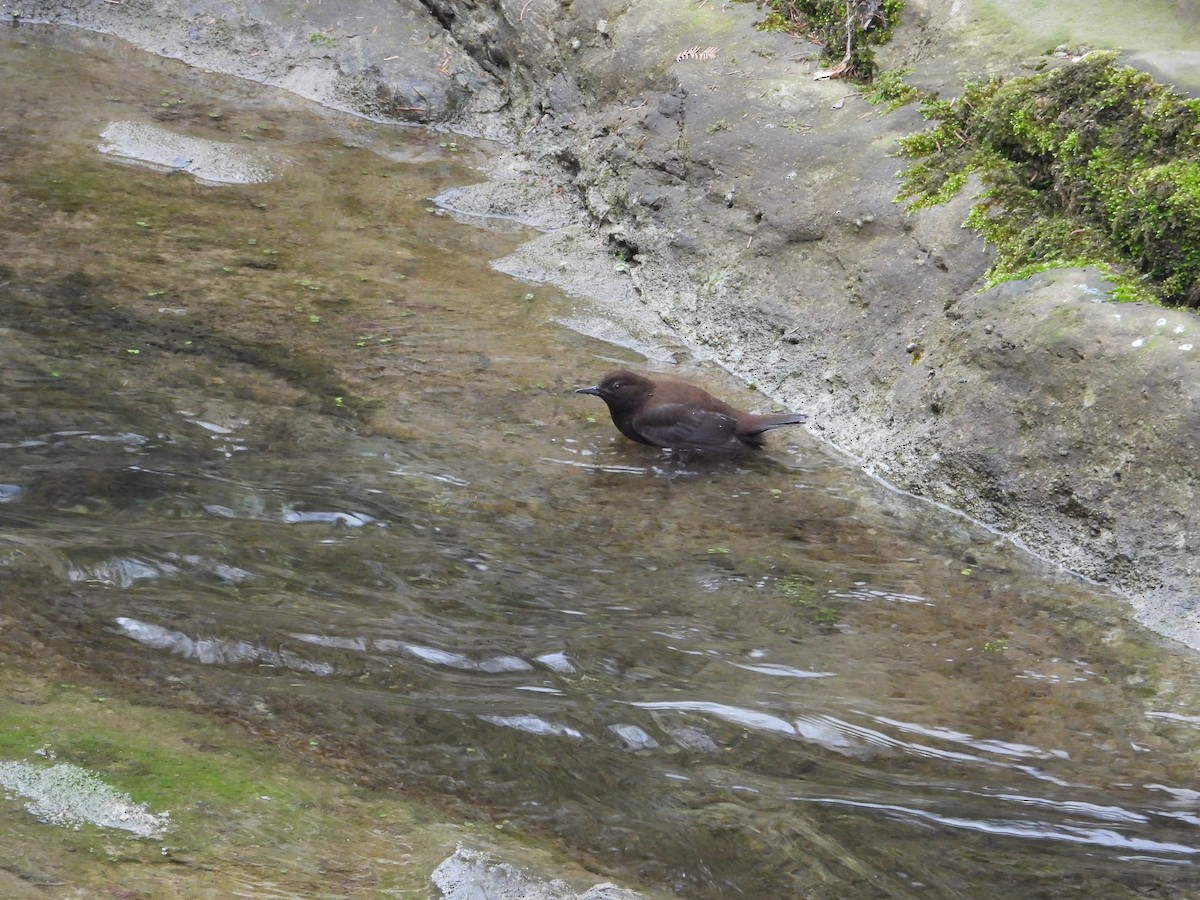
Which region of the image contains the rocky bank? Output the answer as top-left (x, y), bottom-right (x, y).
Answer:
top-left (8, 0), bottom-right (1199, 649)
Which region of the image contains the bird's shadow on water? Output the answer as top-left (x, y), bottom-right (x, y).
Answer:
top-left (651, 447), bottom-right (807, 479)
top-left (545, 442), bottom-right (809, 480)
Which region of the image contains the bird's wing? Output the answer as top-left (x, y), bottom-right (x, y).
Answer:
top-left (632, 403), bottom-right (739, 448)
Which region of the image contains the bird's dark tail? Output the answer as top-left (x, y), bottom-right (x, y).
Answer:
top-left (749, 413), bottom-right (807, 434)
top-left (736, 412), bottom-right (807, 448)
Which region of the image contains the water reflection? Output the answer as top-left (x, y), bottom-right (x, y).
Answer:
top-left (3, 23), bottom-right (1200, 900)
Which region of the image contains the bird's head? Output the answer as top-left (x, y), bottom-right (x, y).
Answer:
top-left (575, 370), bottom-right (654, 412)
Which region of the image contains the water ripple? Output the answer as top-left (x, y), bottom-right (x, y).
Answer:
top-left (279, 508), bottom-right (377, 527)
top-left (630, 701), bottom-right (799, 737)
top-left (66, 552), bottom-right (254, 587)
top-left (828, 583), bottom-right (932, 605)
top-left (871, 715), bottom-right (1069, 761)
top-left (390, 465), bottom-right (471, 487)
top-left (290, 633), bottom-right (541, 673)
top-left (56, 430), bottom-right (149, 445)
top-left (115, 617), bottom-right (335, 675)
top-left (626, 700), bottom-right (1079, 774)
top-left (203, 503), bottom-right (381, 527)
top-left (69, 556), bottom-right (176, 588)
top-left (540, 456), bottom-right (651, 476)
top-left (480, 715), bottom-right (583, 739)
top-left (1146, 710), bottom-right (1200, 726)
top-left (989, 793), bottom-right (1147, 825)
top-left (803, 798), bottom-right (1199, 857)
top-left (729, 661), bottom-right (835, 679)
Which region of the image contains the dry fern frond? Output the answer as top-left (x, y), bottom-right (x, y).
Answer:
top-left (675, 46), bottom-right (720, 63)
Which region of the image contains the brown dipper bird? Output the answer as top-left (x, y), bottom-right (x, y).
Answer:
top-left (576, 369), bottom-right (807, 450)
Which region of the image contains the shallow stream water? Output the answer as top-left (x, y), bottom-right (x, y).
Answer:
top-left (3, 25), bottom-right (1200, 898)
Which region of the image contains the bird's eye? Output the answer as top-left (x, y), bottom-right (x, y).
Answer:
top-left (610, 381), bottom-right (623, 390)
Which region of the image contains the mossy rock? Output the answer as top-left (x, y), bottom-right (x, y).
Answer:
top-left (898, 51), bottom-right (1200, 307)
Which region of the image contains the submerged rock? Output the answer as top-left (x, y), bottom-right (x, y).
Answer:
top-left (0, 760), bottom-right (172, 839)
top-left (99, 120), bottom-right (281, 184)
top-left (432, 844), bottom-right (646, 900)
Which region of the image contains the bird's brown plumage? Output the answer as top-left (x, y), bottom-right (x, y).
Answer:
top-left (575, 370), bottom-right (806, 450)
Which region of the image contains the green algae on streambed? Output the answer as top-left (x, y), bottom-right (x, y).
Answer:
top-left (0, 659), bottom-right (640, 899)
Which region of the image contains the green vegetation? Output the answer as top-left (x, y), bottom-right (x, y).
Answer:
top-left (775, 574), bottom-right (840, 625)
top-left (752, 0), bottom-right (905, 81)
top-left (0, 705), bottom-right (279, 810)
top-left (863, 67), bottom-right (920, 109)
top-left (776, 573), bottom-right (807, 596)
top-left (0, 669), bottom-right (491, 897)
top-left (897, 52), bottom-right (1200, 307)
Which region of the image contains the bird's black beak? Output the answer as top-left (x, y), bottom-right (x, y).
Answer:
top-left (575, 385), bottom-right (601, 396)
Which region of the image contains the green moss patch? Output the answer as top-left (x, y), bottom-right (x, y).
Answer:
top-left (898, 52), bottom-right (1200, 307)
top-left (0, 664), bottom-right (463, 895)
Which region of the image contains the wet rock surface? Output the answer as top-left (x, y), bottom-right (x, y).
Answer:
top-left (11, 0), bottom-right (508, 129)
top-left (7, 0), bottom-right (1199, 650)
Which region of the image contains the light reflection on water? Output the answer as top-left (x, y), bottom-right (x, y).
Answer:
top-left (3, 24), bottom-right (1200, 899)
